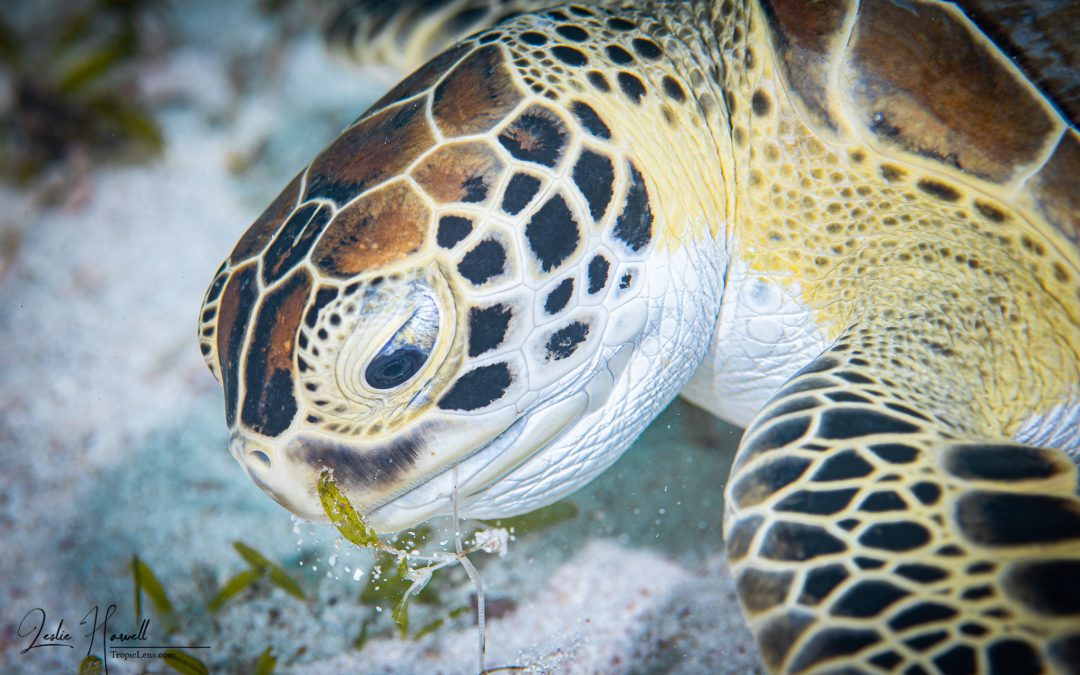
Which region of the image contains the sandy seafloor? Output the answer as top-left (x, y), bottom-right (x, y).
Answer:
top-left (0, 1), bottom-right (761, 672)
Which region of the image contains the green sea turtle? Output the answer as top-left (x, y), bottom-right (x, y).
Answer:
top-left (198, 0), bottom-right (1080, 671)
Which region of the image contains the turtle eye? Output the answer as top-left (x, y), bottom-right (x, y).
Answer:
top-left (365, 345), bottom-right (427, 389)
top-left (362, 294), bottom-right (438, 391)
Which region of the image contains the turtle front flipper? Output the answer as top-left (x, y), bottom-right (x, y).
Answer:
top-left (725, 337), bottom-right (1080, 674)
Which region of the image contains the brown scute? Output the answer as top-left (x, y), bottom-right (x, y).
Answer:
top-left (216, 263), bottom-right (259, 427)
top-left (411, 140), bottom-right (505, 205)
top-left (432, 45), bottom-right (524, 138)
top-left (844, 0), bottom-right (1056, 182)
top-left (1030, 128), bottom-right (1080, 246)
top-left (759, 0), bottom-right (850, 129)
top-left (305, 99), bottom-right (435, 204)
top-left (241, 270), bottom-right (312, 437)
top-left (958, 1), bottom-right (1080, 125)
top-left (312, 181), bottom-right (430, 277)
top-left (363, 43), bottom-right (472, 117)
top-left (230, 172), bottom-right (302, 262)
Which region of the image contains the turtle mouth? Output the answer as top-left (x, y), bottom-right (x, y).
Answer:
top-left (364, 389), bottom-right (591, 531)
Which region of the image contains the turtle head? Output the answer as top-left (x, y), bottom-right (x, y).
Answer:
top-left (198, 38), bottom-right (717, 532)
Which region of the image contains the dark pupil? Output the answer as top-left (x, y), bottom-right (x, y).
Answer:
top-left (365, 346), bottom-right (427, 390)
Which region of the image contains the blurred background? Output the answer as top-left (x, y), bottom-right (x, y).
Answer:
top-left (0, 1), bottom-right (753, 672)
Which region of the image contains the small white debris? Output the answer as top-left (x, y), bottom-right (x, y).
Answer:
top-left (352, 568), bottom-right (363, 582)
top-left (473, 527), bottom-right (510, 557)
top-left (328, 554), bottom-right (337, 567)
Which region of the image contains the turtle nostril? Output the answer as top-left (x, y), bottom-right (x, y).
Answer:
top-left (250, 450), bottom-right (271, 467)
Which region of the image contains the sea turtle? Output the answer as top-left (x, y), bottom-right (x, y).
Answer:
top-left (198, 0), bottom-right (1080, 671)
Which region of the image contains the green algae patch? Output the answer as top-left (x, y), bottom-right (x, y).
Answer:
top-left (318, 468), bottom-right (381, 548)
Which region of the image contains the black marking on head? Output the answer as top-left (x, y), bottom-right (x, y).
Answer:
top-left (631, 38), bottom-right (662, 60)
top-left (605, 44), bottom-right (634, 64)
top-left (520, 31), bottom-right (547, 46)
top-left (896, 564), bottom-right (949, 584)
top-left (799, 564), bottom-right (848, 606)
top-left (858, 522), bottom-right (931, 552)
top-left (733, 456), bottom-right (812, 508)
top-left (956, 492), bottom-right (1080, 547)
top-left (555, 24), bottom-right (588, 42)
top-left (568, 5), bottom-right (594, 17)
top-left (760, 522), bottom-right (846, 561)
top-left (812, 449), bottom-right (874, 481)
top-left (526, 194), bottom-right (580, 272)
top-left (987, 640), bottom-right (1041, 674)
top-left (888, 602), bottom-right (958, 632)
top-left (550, 45), bottom-right (588, 66)
top-left (751, 89), bottom-right (772, 116)
top-left (544, 278), bottom-right (574, 315)
top-left (855, 556), bottom-right (884, 569)
top-left (461, 174), bottom-right (489, 202)
top-left (438, 362), bottom-right (512, 411)
top-left (468, 304), bottom-right (513, 357)
top-left (917, 179), bottom-right (961, 202)
top-left (204, 264), bottom-right (228, 304)
top-left (1004, 560), bottom-right (1080, 616)
top-left (221, 266), bottom-right (259, 427)
top-left (298, 435), bottom-right (420, 488)
top-left (607, 17), bottom-right (635, 31)
top-left (437, 215), bottom-right (473, 249)
top-left (832, 580), bottom-right (909, 618)
top-left (613, 162), bottom-right (653, 251)
top-left (262, 204), bottom-right (332, 286)
top-left (944, 443), bottom-right (1063, 482)
top-left (241, 272), bottom-right (308, 437)
top-left (586, 255), bottom-right (610, 294)
top-left (501, 173), bottom-right (541, 215)
top-left (305, 287), bottom-right (338, 329)
top-left (569, 101), bottom-right (611, 139)
top-left (616, 71), bottom-right (646, 103)
top-left (934, 646), bottom-right (976, 674)
top-left (619, 272), bottom-right (632, 289)
top-left (573, 149), bottom-right (615, 221)
top-left (458, 239), bottom-right (507, 285)
top-left (859, 491), bottom-right (906, 512)
top-left (776, 488), bottom-right (857, 515)
top-left (587, 70), bottom-right (610, 92)
top-left (961, 623), bottom-right (988, 636)
top-left (498, 107), bottom-right (569, 167)
top-left (545, 321), bottom-right (589, 361)
top-left (661, 75), bottom-right (686, 103)
top-left (788, 628), bottom-right (880, 673)
top-left (818, 408), bottom-right (920, 439)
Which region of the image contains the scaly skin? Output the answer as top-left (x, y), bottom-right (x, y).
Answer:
top-left (200, 1), bottom-right (1080, 671)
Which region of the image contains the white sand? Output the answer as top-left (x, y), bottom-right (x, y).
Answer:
top-left (0, 1), bottom-right (759, 672)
